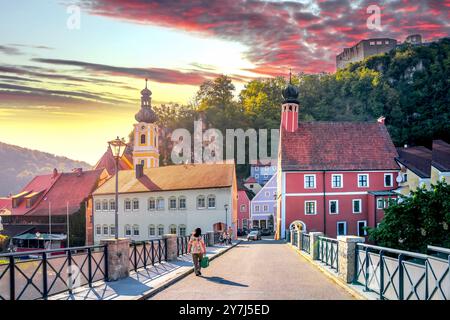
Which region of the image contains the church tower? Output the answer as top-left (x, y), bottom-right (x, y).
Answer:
top-left (281, 71), bottom-right (300, 132)
top-left (132, 79), bottom-right (160, 168)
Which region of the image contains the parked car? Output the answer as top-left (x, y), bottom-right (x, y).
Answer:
top-left (247, 230), bottom-right (261, 241)
top-left (260, 228), bottom-right (272, 236)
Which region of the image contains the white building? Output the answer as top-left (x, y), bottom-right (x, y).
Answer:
top-left (92, 163), bottom-right (237, 243)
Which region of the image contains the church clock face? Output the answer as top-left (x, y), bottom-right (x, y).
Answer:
top-left (141, 125), bottom-right (146, 130)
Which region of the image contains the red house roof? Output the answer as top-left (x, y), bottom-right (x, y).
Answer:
top-left (280, 122), bottom-right (399, 171)
top-left (94, 146), bottom-right (133, 175)
top-left (244, 177), bottom-right (257, 184)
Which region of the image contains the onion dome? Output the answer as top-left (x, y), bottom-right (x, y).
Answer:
top-left (282, 70), bottom-right (300, 104)
top-left (135, 79), bottom-right (158, 123)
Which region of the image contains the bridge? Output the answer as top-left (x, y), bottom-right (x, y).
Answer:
top-left (0, 231), bottom-right (449, 300)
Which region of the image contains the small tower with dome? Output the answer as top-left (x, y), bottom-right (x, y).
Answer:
top-left (132, 79), bottom-right (160, 168)
top-left (281, 70), bottom-right (300, 132)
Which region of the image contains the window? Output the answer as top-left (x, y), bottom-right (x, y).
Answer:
top-left (264, 175), bottom-right (268, 179)
top-left (125, 225), bottom-right (131, 237)
top-left (357, 221), bottom-right (367, 236)
top-left (358, 174), bottom-right (369, 187)
top-left (263, 205), bottom-right (268, 212)
top-left (169, 197), bottom-right (177, 210)
top-left (377, 198), bottom-right (384, 209)
top-left (376, 41), bottom-right (382, 45)
top-left (132, 198), bottom-right (139, 211)
top-left (95, 200), bottom-right (101, 211)
top-left (110, 225), bottom-right (116, 236)
top-left (140, 159), bottom-right (145, 166)
top-left (240, 204), bottom-right (246, 212)
top-left (169, 224), bottom-right (177, 234)
top-left (132, 225), bottom-right (139, 236)
top-left (305, 201), bottom-right (317, 215)
top-left (265, 191), bottom-right (270, 196)
top-left (369, 41), bottom-right (375, 45)
top-left (148, 198), bottom-right (156, 210)
top-left (332, 174), bottom-right (343, 188)
top-left (140, 134), bottom-right (146, 144)
top-left (243, 219), bottom-right (248, 228)
top-left (337, 221), bottom-right (347, 236)
top-left (353, 199), bottom-right (362, 213)
top-left (402, 173), bottom-right (408, 182)
top-left (254, 205), bottom-right (260, 212)
top-left (255, 167), bottom-right (259, 171)
top-left (157, 225), bottom-right (164, 236)
top-left (109, 200), bottom-right (116, 211)
top-left (175, 197), bottom-right (185, 210)
top-left (207, 195), bottom-right (216, 209)
top-left (148, 225), bottom-right (155, 236)
top-left (255, 174), bottom-right (259, 179)
top-left (125, 199), bottom-right (131, 211)
top-left (385, 40), bottom-right (389, 44)
top-left (384, 173), bottom-right (393, 187)
top-left (179, 225), bottom-right (186, 236)
top-left (103, 225), bottom-right (109, 235)
top-left (96, 225), bottom-right (101, 235)
top-left (156, 197), bottom-right (164, 210)
top-left (197, 195), bottom-right (206, 209)
top-left (329, 200), bottom-right (339, 214)
top-left (102, 200), bottom-right (108, 211)
top-left (304, 175), bottom-right (316, 188)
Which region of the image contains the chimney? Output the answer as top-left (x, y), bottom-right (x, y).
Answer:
top-left (73, 168), bottom-right (83, 177)
top-left (377, 116), bottom-right (386, 124)
top-left (52, 168), bottom-right (58, 178)
top-left (135, 163), bottom-right (144, 179)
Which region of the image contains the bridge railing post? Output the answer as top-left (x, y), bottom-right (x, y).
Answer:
top-left (309, 232), bottom-right (323, 260)
top-left (297, 230), bottom-right (302, 251)
top-left (337, 236), bottom-right (365, 283)
top-left (290, 230), bottom-right (294, 245)
top-left (163, 234), bottom-right (178, 261)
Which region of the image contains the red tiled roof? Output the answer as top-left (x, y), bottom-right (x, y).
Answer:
top-left (244, 177), bottom-right (257, 184)
top-left (25, 169), bottom-right (106, 216)
top-left (281, 122), bottom-right (399, 171)
top-left (94, 146), bottom-right (133, 175)
top-left (432, 140), bottom-right (450, 172)
top-left (396, 146), bottom-right (432, 178)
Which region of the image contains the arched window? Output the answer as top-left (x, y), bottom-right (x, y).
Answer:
top-left (169, 224), bottom-right (177, 235)
top-left (95, 200), bottom-right (101, 211)
top-left (148, 224), bottom-right (155, 237)
top-left (95, 225), bottom-right (101, 235)
top-left (124, 225), bottom-right (131, 236)
top-left (102, 200), bottom-right (108, 211)
top-left (157, 225), bottom-right (164, 236)
top-left (103, 224), bottom-right (109, 235)
top-left (124, 199), bottom-right (131, 211)
top-left (178, 196), bottom-right (186, 210)
top-left (197, 195), bottom-right (206, 209)
top-left (109, 200), bottom-right (116, 211)
top-left (148, 198), bottom-right (156, 210)
top-left (156, 197), bottom-right (164, 210)
top-left (179, 225), bottom-right (186, 236)
top-left (132, 198), bottom-right (139, 211)
top-left (110, 225), bottom-right (116, 236)
top-left (140, 134), bottom-right (146, 144)
top-left (207, 195), bottom-right (216, 209)
top-left (132, 225), bottom-right (140, 236)
top-left (169, 196), bottom-right (177, 210)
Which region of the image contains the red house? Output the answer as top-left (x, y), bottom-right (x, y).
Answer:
top-left (237, 189), bottom-right (251, 231)
top-left (276, 78), bottom-right (400, 239)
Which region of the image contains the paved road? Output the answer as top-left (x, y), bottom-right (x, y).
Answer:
top-left (151, 238), bottom-right (354, 300)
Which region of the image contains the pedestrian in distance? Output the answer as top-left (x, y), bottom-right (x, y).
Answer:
top-left (188, 227), bottom-right (207, 276)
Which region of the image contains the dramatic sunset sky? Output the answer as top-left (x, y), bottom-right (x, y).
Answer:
top-left (0, 0), bottom-right (449, 164)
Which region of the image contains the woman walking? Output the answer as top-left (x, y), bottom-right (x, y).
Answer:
top-left (188, 228), bottom-right (207, 276)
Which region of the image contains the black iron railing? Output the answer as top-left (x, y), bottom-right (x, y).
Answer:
top-left (129, 239), bottom-right (167, 272)
top-left (202, 233), bottom-right (210, 245)
top-left (0, 245), bottom-right (107, 300)
top-left (176, 236), bottom-right (191, 256)
top-left (292, 231), bottom-right (298, 247)
top-left (285, 230), bottom-right (291, 242)
top-left (300, 232), bottom-right (310, 254)
top-left (214, 232), bottom-right (221, 244)
top-left (355, 243), bottom-right (450, 300)
top-left (318, 236), bottom-right (339, 271)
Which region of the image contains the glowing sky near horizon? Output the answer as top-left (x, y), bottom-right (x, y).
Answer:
top-left (0, 0), bottom-right (448, 164)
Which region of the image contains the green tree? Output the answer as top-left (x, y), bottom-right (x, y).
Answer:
top-left (369, 181), bottom-right (450, 253)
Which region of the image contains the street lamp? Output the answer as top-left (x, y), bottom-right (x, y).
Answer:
top-left (108, 137), bottom-right (127, 240)
top-left (224, 204), bottom-right (229, 231)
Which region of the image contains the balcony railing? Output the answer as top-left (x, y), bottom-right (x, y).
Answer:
top-left (0, 245), bottom-right (107, 300)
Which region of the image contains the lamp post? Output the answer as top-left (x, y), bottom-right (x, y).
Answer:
top-left (108, 137), bottom-right (127, 240)
top-left (224, 204), bottom-right (229, 232)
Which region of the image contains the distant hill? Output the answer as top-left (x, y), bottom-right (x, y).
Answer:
top-left (0, 142), bottom-right (92, 196)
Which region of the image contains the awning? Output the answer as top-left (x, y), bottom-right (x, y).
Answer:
top-left (0, 225), bottom-right (35, 238)
top-left (13, 233), bottom-right (67, 241)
